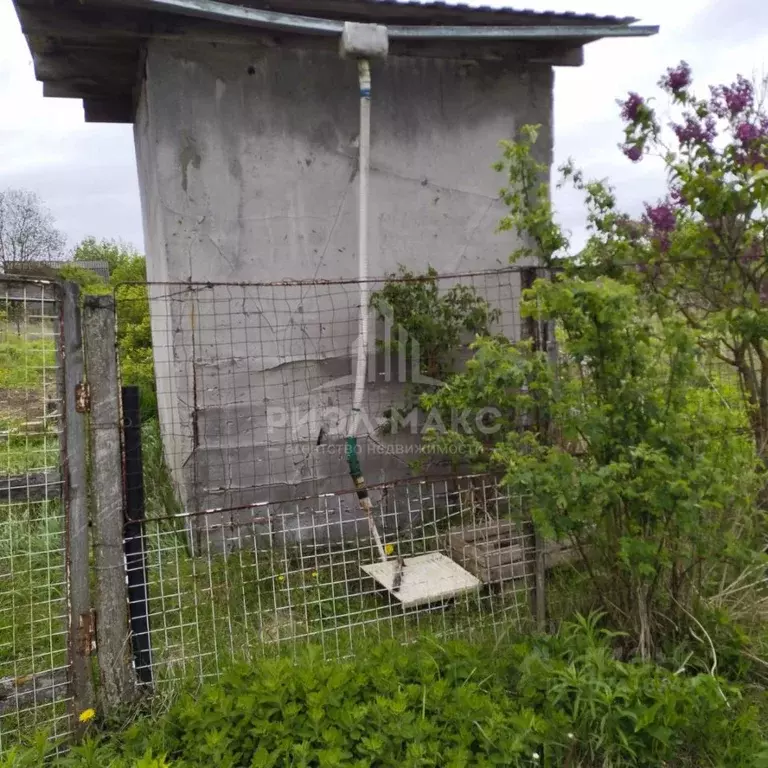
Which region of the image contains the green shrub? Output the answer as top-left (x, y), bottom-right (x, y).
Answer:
top-left (370, 266), bottom-right (499, 441)
top-left (111, 256), bottom-right (155, 420)
top-left (510, 613), bottom-right (768, 767)
top-left (56, 264), bottom-right (110, 295)
top-left (423, 275), bottom-right (766, 657)
top-left (370, 266), bottom-right (499, 384)
top-left (9, 618), bottom-right (767, 767)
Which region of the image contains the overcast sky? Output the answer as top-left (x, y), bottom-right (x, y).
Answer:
top-left (1, 0), bottom-right (767, 254)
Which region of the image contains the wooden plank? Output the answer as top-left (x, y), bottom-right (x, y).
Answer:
top-left (448, 521), bottom-right (536, 584)
top-left (490, 559), bottom-right (533, 582)
top-left (16, 4), bottom-right (586, 106)
top-left (544, 540), bottom-right (579, 568)
top-left (0, 669), bottom-right (68, 715)
top-left (84, 97), bottom-right (135, 123)
top-left (448, 544), bottom-right (532, 584)
top-left (0, 471), bottom-right (61, 502)
top-left (455, 520), bottom-right (516, 543)
top-left (60, 282), bottom-right (96, 734)
top-left (474, 541), bottom-right (525, 569)
top-left (32, 49), bottom-right (138, 82)
top-left (82, 295), bottom-right (137, 711)
top-left (44, 81), bottom-right (115, 99)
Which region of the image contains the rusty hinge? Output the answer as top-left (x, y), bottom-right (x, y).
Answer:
top-left (77, 610), bottom-right (97, 656)
top-left (75, 382), bottom-right (91, 413)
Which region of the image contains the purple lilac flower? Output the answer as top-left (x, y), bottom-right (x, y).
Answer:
top-left (621, 92), bottom-right (645, 122)
top-left (741, 148), bottom-right (768, 168)
top-left (736, 122), bottom-right (762, 144)
top-left (673, 115), bottom-right (717, 145)
top-left (710, 75), bottom-right (754, 118)
top-left (645, 203), bottom-right (676, 233)
top-left (732, 118), bottom-right (768, 166)
top-left (623, 144), bottom-right (643, 162)
top-left (643, 202), bottom-right (677, 251)
top-left (661, 62), bottom-right (692, 94)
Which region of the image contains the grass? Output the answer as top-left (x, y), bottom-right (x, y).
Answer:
top-left (0, 499), bottom-right (70, 751)
top-left (0, 322), bottom-right (60, 477)
top-left (0, 335), bottom-right (56, 393)
top-left (139, 523), bottom-right (534, 686)
top-left (0, 322), bottom-right (68, 751)
top-left (137, 417), bottom-right (535, 688)
top-left (0, 401), bottom-right (535, 751)
top-left (1, 322), bottom-right (767, 762)
top-left (134, 417), bottom-right (537, 689)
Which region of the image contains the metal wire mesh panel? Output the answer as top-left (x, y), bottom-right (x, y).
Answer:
top-left (0, 279), bottom-right (70, 750)
top-left (118, 268), bottom-right (523, 549)
top-left (125, 474), bottom-right (536, 685)
top-left (117, 268), bottom-right (537, 686)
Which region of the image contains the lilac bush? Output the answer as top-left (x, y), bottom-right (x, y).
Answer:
top-left (495, 64), bottom-right (768, 458)
top-left (616, 65), bottom-right (768, 456)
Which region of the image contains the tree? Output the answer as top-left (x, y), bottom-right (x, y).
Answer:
top-left (615, 67), bottom-right (768, 459)
top-left (494, 67), bottom-right (768, 461)
top-left (73, 236), bottom-right (140, 274)
top-left (69, 237), bottom-right (155, 419)
top-left (0, 188), bottom-right (66, 271)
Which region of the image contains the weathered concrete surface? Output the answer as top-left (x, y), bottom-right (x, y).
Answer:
top-left (134, 41), bottom-right (552, 547)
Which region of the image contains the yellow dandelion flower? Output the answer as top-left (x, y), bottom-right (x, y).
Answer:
top-left (78, 708), bottom-right (96, 724)
top-left (311, 571), bottom-right (318, 579)
top-left (277, 574), bottom-right (285, 583)
top-left (385, 543), bottom-right (395, 556)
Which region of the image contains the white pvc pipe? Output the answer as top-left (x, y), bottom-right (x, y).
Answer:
top-left (348, 58), bottom-right (387, 564)
top-left (350, 58), bottom-right (371, 440)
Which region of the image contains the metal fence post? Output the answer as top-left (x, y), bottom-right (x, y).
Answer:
top-left (82, 295), bottom-right (137, 710)
top-left (521, 266), bottom-right (547, 631)
top-left (60, 282), bottom-right (95, 732)
top-left (122, 386), bottom-right (153, 685)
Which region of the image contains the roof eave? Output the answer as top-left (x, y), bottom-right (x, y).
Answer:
top-left (387, 24), bottom-right (659, 41)
top-left (120, 0), bottom-right (658, 42)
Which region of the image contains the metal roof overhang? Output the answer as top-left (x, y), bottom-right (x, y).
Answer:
top-left (121, 0), bottom-right (658, 40)
top-left (12, 0), bottom-right (658, 122)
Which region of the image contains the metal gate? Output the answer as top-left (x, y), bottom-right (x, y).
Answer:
top-left (0, 278), bottom-right (90, 750)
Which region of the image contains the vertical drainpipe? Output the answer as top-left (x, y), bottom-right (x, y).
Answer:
top-left (340, 22), bottom-right (389, 562)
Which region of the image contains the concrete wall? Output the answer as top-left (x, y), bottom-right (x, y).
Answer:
top-left (134, 40), bottom-right (552, 549)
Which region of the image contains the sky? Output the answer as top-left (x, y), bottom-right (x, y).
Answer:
top-left (1, 0), bottom-right (768, 255)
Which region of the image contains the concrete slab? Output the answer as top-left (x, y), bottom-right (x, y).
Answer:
top-left (362, 551), bottom-right (481, 608)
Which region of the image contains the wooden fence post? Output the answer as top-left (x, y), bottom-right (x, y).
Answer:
top-left (82, 294), bottom-right (137, 710)
top-left (60, 282), bottom-right (95, 731)
top-left (520, 267), bottom-right (547, 632)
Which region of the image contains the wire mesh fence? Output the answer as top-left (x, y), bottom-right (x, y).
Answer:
top-left (116, 268), bottom-right (540, 686)
top-left (1, 260), bottom-right (762, 746)
top-left (120, 268), bottom-right (524, 548)
top-left (125, 474), bottom-right (537, 686)
top-left (0, 279), bottom-right (71, 750)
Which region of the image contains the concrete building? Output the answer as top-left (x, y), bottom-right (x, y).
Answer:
top-left (14, 0), bottom-right (657, 547)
